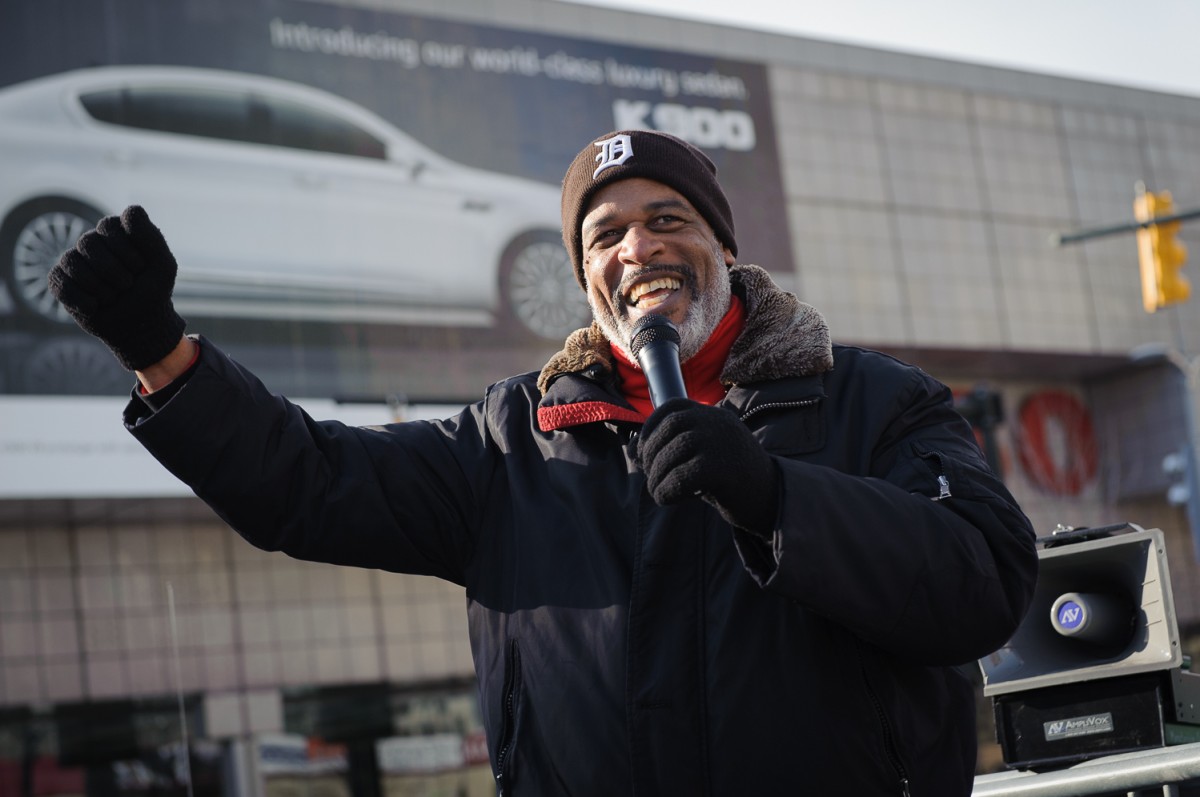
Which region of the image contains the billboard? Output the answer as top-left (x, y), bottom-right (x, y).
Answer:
top-left (0, 0), bottom-right (789, 403)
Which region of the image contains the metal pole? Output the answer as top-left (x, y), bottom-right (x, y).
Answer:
top-left (972, 743), bottom-right (1200, 796)
top-left (1053, 208), bottom-right (1200, 246)
top-left (1180, 356), bottom-right (1200, 547)
top-left (1130, 344), bottom-right (1200, 553)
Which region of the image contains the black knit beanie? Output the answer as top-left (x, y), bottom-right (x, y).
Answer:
top-left (560, 130), bottom-right (737, 289)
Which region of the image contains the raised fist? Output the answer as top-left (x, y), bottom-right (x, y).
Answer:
top-left (48, 205), bottom-right (186, 371)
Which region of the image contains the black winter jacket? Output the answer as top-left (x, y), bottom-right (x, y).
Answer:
top-left (124, 265), bottom-right (1038, 796)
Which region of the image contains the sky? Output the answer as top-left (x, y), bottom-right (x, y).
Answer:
top-left (562, 0), bottom-right (1200, 99)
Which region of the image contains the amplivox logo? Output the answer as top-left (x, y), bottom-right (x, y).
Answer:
top-left (1044, 712), bottom-right (1114, 741)
top-left (1057, 601), bottom-right (1084, 629)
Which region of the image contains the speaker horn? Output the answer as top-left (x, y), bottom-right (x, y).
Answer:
top-left (980, 525), bottom-right (1180, 696)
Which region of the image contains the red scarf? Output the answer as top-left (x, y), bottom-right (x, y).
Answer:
top-left (611, 295), bottom-right (746, 417)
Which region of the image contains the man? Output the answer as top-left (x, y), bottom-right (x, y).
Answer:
top-left (49, 129), bottom-right (1038, 795)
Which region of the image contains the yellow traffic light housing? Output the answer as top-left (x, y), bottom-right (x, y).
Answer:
top-left (1134, 189), bottom-right (1190, 313)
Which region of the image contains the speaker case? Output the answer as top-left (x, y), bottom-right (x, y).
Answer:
top-left (978, 527), bottom-right (1200, 769)
top-left (992, 669), bottom-right (1200, 770)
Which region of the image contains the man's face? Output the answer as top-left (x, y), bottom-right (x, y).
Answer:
top-left (580, 178), bottom-right (734, 362)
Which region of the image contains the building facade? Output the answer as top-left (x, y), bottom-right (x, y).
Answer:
top-left (2, 0), bottom-right (1200, 794)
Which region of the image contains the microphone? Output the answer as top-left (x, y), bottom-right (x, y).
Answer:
top-left (629, 314), bottom-right (687, 409)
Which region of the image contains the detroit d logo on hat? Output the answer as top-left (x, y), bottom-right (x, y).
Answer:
top-left (593, 134), bottom-right (634, 178)
top-left (560, 129), bottom-right (738, 290)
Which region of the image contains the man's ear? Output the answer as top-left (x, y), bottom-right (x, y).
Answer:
top-left (722, 246), bottom-right (735, 266)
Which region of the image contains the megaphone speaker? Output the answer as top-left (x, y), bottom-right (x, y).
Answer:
top-left (981, 526), bottom-right (1180, 695)
top-left (978, 526), bottom-right (1200, 769)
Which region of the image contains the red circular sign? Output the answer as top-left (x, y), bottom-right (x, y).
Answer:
top-left (1016, 390), bottom-right (1099, 496)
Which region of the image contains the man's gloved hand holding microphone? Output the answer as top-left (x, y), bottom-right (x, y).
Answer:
top-left (638, 398), bottom-right (780, 538)
top-left (630, 314), bottom-right (779, 538)
top-left (47, 205), bottom-right (188, 376)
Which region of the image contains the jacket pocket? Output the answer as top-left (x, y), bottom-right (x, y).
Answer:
top-left (905, 441), bottom-right (968, 502)
top-left (907, 438), bottom-right (1015, 508)
top-left (747, 396), bottom-right (825, 456)
top-left (495, 638), bottom-right (523, 797)
top-left (853, 638), bottom-right (912, 797)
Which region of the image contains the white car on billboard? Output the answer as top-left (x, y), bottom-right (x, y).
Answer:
top-left (0, 66), bottom-right (590, 340)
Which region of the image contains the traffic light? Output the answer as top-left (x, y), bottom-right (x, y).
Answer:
top-left (1134, 189), bottom-right (1190, 313)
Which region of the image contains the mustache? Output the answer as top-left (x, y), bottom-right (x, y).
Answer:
top-left (613, 265), bottom-right (697, 305)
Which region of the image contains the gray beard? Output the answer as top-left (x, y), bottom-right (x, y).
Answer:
top-left (591, 262), bottom-right (733, 365)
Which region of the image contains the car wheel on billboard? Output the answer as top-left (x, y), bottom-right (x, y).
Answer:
top-left (24, 336), bottom-right (128, 395)
top-left (499, 230), bottom-right (591, 342)
top-left (1, 198), bottom-right (103, 325)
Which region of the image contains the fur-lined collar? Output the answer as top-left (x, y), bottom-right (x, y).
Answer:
top-left (537, 265), bottom-right (833, 396)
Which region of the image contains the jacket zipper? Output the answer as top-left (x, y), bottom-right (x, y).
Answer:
top-left (923, 450), bottom-right (952, 500)
top-left (855, 641), bottom-right (911, 796)
top-left (935, 474), bottom-right (951, 500)
top-left (495, 639), bottom-right (521, 796)
top-left (737, 396), bottom-right (820, 423)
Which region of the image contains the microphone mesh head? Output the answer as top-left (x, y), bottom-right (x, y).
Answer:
top-left (629, 314), bottom-right (681, 358)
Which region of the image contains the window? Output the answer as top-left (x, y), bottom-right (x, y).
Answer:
top-left (262, 95), bottom-right (387, 159)
top-left (79, 83), bottom-right (387, 160)
top-left (81, 86), bottom-right (259, 145)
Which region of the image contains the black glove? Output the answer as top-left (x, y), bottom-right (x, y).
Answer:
top-left (48, 205), bottom-right (186, 371)
top-left (637, 398), bottom-right (779, 537)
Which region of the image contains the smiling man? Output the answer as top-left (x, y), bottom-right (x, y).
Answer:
top-left (568, 133), bottom-right (736, 363)
top-left (48, 128), bottom-right (1037, 796)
